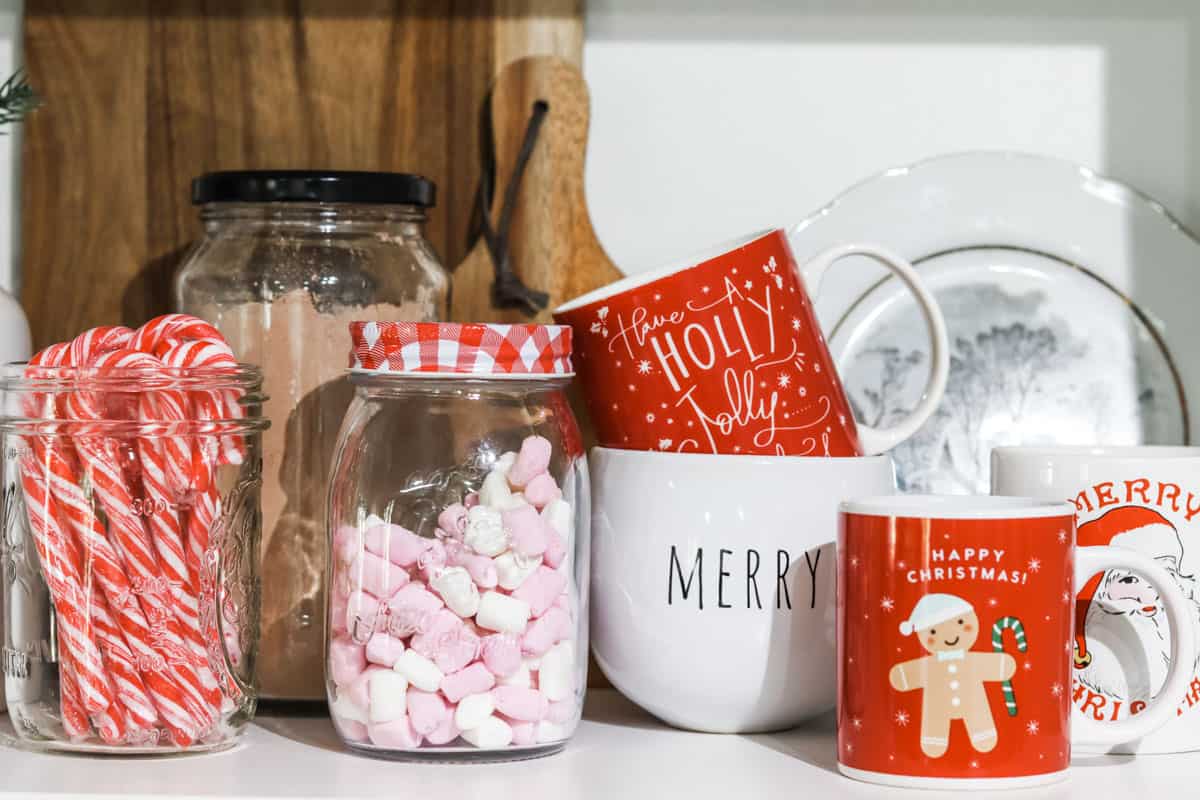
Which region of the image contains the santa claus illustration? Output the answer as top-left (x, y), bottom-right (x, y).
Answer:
top-left (1074, 505), bottom-right (1200, 701)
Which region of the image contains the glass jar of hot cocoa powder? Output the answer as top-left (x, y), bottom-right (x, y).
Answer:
top-left (175, 171), bottom-right (449, 701)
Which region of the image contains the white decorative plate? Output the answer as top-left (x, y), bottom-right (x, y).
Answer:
top-left (795, 152), bottom-right (1197, 494)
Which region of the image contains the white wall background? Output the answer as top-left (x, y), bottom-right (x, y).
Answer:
top-left (583, 0), bottom-right (1200, 273)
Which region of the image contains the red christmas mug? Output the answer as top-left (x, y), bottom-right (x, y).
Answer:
top-left (838, 495), bottom-right (1195, 790)
top-left (553, 229), bottom-right (949, 456)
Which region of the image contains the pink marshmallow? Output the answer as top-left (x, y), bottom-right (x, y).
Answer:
top-left (329, 636), bottom-right (367, 688)
top-left (410, 609), bottom-right (481, 674)
top-left (546, 699), bottom-right (574, 725)
top-left (491, 686), bottom-right (549, 721)
top-left (447, 545), bottom-right (499, 589)
top-left (365, 633), bottom-right (405, 668)
top-left (438, 503), bottom-right (469, 539)
top-left (503, 506), bottom-right (547, 558)
top-left (481, 633), bottom-right (523, 677)
top-left (510, 720), bottom-right (537, 745)
top-left (333, 525), bottom-right (363, 564)
top-left (345, 591), bottom-right (381, 641)
top-left (513, 566), bottom-right (568, 618)
top-left (521, 608), bottom-right (571, 656)
top-left (335, 718), bottom-right (368, 743)
top-left (386, 582), bottom-right (444, 636)
top-left (543, 528), bottom-right (567, 569)
top-left (355, 550), bottom-right (411, 599)
top-left (368, 717), bottom-right (422, 749)
top-left (330, 588), bottom-right (349, 636)
top-left (523, 473), bottom-right (560, 509)
top-left (440, 662), bottom-right (496, 703)
top-left (417, 539), bottom-right (447, 583)
top-left (407, 689), bottom-right (451, 735)
top-left (424, 712), bottom-right (461, 745)
top-left (507, 435), bottom-right (552, 488)
top-left (364, 523), bottom-right (427, 567)
top-left (464, 492), bottom-right (480, 508)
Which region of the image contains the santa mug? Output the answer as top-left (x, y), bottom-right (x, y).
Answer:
top-left (993, 446), bottom-right (1200, 754)
top-left (838, 495), bottom-right (1195, 789)
top-left (553, 229), bottom-right (949, 456)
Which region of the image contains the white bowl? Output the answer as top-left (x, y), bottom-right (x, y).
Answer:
top-left (590, 447), bottom-right (895, 733)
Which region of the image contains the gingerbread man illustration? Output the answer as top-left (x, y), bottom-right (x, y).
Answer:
top-left (888, 593), bottom-right (1016, 758)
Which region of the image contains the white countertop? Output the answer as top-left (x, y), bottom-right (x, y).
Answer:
top-left (0, 690), bottom-right (1195, 799)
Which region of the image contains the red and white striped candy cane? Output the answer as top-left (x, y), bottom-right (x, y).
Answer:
top-left (130, 314), bottom-right (224, 354)
top-left (38, 442), bottom-right (215, 733)
top-left (18, 453), bottom-right (115, 716)
top-left (155, 336), bottom-right (245, 472)
top-left (56, 646), bottom-right (93, 740)
top-left (87, 581), bottom-right (157, 731)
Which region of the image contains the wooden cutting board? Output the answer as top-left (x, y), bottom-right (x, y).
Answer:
top-left (20, 0), bottom-right (584, 349)
top-left (450, 56), bottom-right (623, 321)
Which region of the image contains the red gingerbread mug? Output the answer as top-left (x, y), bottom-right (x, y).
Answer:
top-left (838, 495), bottom-right (1195, 790)
top-left (553, 229), bottom-right (949, 456)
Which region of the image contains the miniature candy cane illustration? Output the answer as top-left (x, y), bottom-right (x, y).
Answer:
top-left (991, 616), bottom-right (1027, 717)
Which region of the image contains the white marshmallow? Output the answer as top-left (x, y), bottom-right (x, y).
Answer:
top-left (535, 720), bottom-right (565, 743)
top-left (330, 692), bottom-right (368, 725)
top-left (430, 566), bottom-right (480, 618)
top-left (475, 591), bottom-right (531, 633)
top-left (496, 662), bottom-right (532, 688)
top-left (494, 551), bottom-right (542, 590)
top-left (539, 640), bottom-right (575, 702)
top-left (478, 471), bottom-right (514, 509)
top-left (393, 649), bottom-right (444, 693)
top-left (367, 670), bottom-right (409, 723)
top-left (465, 505), bottom-right (508, 556)
top-left (541, 498), bottom-right (572, 538)
top-left (461, 715), bottom-right (513, 749)
top-left (494, 451), bottom-right (517, 474)
top-left (454, 691), bottom-right (496, 730)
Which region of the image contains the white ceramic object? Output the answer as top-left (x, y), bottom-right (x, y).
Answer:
top-left (796, 152), bottom-right (1200, 495)
top-left (993, 445), bottom-right (1200, 754)
top-left (589, 447), bottom-right (895, 733)
top-left (0, 286), bottom-right (27, 712)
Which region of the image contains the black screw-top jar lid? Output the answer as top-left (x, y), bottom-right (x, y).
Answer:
top-left (192, 170), bottom-right (436, 207)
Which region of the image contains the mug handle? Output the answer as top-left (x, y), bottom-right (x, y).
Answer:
top-left (797, 243), bottom-right (950, 455)
top-left (1071, 545), bottom-right (1196, 747)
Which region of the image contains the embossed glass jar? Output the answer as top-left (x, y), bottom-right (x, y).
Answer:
top-left (0, 362), bottom-right (267, 753)
top-left (326, 322), bottom-right (588, 760)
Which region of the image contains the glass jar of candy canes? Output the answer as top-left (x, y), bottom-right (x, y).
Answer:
top-left (327, 322), bottom-right (588, 760)
top-left (0, 317), bottom-right (268, 753)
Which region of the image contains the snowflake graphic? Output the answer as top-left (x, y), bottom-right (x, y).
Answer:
top-left (988, 598), bottom-right (999, 607)
top-left (791, 317), bottom-right (802, 331)
top-left (897, 561), bottom-right (906, 570)
top-left (849, 556), bottom-right (860, 567)
top-left (653, 293), bottom-right (662, 302)
top-left (1024, 661), bottom-right (1033, 671)
top-left (777, 373), bottom-right (791, 388)
top-left (1061, 591), bottom-right (1070, 604)
top-left (894, 710), bottom-right (909, 726)
top-left (814, 363), bottom-right (821, 373)
top-left (1057, 530), bottom-right (1068, 543)
top-left (759, 380), bottom-right (767, 389)
top-left (733, 445), bottom-right (742, 453)
top-left (646, 413), bottom-right (656, 423)
top-left (701, 285), bottom-right (711, 294)
top-left (970, 760), bottom-right (979, 769)
top-left (1026, 720), bottom-right (1040, 735)
top-left (658, 438), bottom-right (673, 450)
top-left (1051, 683), bottom-right (1063, 697)
top-left (744, 279), bottom-right (754, 291)
top-left (850, 717), bottom-right (863, 730)
top-left (628, 384), bottom-right (636, 392)
top-left (845, 743), bottom-right (854, 754)
top-left (686, 421), bottom-right (694, 427)
top-left (1028, 558), bottom-right (1041, 572)
top-left (667, 418), bottom-right (674, 424)
top-left (637, 360), bottom-right (653, 375)
top-left (881, 597), bottom-right (895, 611)
top-left (798, 386), bottom-right (808, 398)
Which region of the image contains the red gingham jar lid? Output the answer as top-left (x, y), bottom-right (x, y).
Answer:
top-left (348, 321), bottom-right (573, 378)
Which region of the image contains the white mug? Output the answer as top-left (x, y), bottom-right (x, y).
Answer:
top-left (590, 446), bottom-right (895, 733)
top-left (992, 446), bottom-right (1200, 753)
